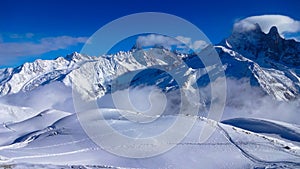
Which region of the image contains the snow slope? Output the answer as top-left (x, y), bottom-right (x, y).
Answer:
top-left (0, 109), bottom-right (299, 168)
top-left (223, 118), bottom-right (300, 146)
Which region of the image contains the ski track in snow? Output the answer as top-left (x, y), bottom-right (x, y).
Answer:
top-left (217, 123), bottom-right (300, 168)
top-left (0, 111), bottom-right (299, 168)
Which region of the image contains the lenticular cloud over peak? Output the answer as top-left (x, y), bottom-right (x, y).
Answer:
top-left (234, 15), bottom-right (300, 40)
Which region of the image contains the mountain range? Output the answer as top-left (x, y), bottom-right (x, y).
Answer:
top-left (0, 24), bottom-right (300, 168)
top-left (1, 24), bottom-right (300, 101)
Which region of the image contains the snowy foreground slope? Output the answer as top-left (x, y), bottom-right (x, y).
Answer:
top-left (0, 108), bottom-right (300, 169)
top-left (0, 25), bottom-right (300, 168)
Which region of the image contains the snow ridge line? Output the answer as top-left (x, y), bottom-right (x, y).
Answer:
top-left (217, 123), bottom-right (300, 168)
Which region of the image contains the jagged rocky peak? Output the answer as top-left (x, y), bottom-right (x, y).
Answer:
top-left (65, 52), bottom-right (82, 61)
top-left (64, 51), bottom-right (94, 62)
top-left (251, 23), bottom-right (262, 32)
top-left (268, 26), bottom-right (279, 35)
top-left (222, 23), bottom-right (300, 66)
top-left (267, 26), bottom-right (283, 40)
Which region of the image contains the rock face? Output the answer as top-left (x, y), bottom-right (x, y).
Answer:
top-left (224, 24), bottom-right (300, 66)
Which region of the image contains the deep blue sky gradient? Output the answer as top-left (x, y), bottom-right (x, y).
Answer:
top-left (1, 0), bottom-right (300, 67)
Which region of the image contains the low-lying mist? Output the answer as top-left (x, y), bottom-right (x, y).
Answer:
top-left (201, 78), bottom-right (300, 125)
top-left (0, 78), bottom-right (299, 125)
top-left (0, 82), bottom-right (74, 113)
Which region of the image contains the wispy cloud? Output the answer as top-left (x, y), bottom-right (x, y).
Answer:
top-left (0, 81), bottom-right (74, 112)
top-left (9, 33), bottom-right (35, 39)
top-left (201, 78), bottom-right (300, 125)
top-left (0, 36), bottom-right (88, 59)
top-left (136, 34), bottom-right (181, 49)
top-left (234, 15), bottom-right (300, 41)
top-left (136, 34), bottom-right (208, 52)
top-left (176, 36), bottom-right (208, 51)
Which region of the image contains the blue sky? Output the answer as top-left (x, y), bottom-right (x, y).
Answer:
top-left (0, 0), bottom-right (300, 68)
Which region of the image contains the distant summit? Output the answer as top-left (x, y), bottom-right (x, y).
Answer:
top-left (268, 26), bottom-right (280, 37)
top-left (222, 24), bottom-right (300, 66)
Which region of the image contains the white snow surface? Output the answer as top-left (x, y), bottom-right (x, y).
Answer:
top-left (0, 107), bottom-right (299, 168)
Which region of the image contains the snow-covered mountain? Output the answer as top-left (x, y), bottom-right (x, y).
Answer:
top-left (0, 52), bottom-right (93, 96)
top-left (0, 49), bottom-right (187, 101)
top-left (224, 24), bottom-right (300, 66)
top-left (216, 24), bottom-right (300, 101)
top-left (1, 25), bottom-right (300, 168)
top-left (1, 24), bottom-right (300, 101)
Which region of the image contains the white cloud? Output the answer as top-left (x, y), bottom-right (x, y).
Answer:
top-left (176, 36), bottom-right (208, 51)
top-left (135, 34), bottom-right (208, 52)
top-left (175, 36), bottom-right (191, 45)
top-left (234, 15), bottom-right (300, 40)
top-left (98, 86), bottom-right (182, 120)
top-left (0, 36), bottom-right (88, 58)
top-left (201, 78), bottom-right (300, 125)
top-left (136, 34), bottom-right (181, 49)
top-left (0, 82), bottom-right (74, 112)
